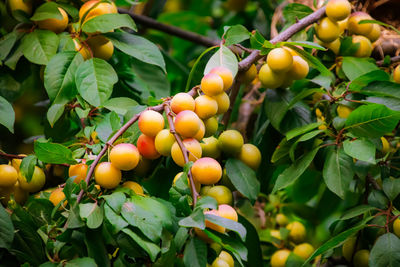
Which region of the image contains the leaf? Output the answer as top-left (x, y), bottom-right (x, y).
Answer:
top-left (0, 95), bottom-right (15, 133)
top-left (20, 155), bottom-right (37, 183)
top-left (30, 2), bottom-right (63, 21)
top-left (194, 196), bottom-right (218, 211)
top-left (47, 103), bottom-right (65, 127)
top-left (75, 58), bottom-right (118, 107)
top-left (283, 3), bottom-right (313, 24)
top-left (343, 138), bottom-right (376, 164)
top-left (95, 111), bottom-right (121, 142)
top-left (340, 205), bottom-right (377, 220)
top-left (34, 141), bottom-right (77, 164)
top-left (183, 237), bottom-right (207, 267)
top-left (370, 233), bottom-right (400, 267)
top-left (238, 215), bottom-right (263, 267)
top-left (349, 71), bottom-right (390, 92)
top-left (104, 203), bottom-right (128, 234)
top-left (82, 13), bottom-right (137, 33)
top-left (84, 229), bottom-right (110, 267)
top-left (103, 97), bottom-right (138, 115)
top-left (345, 104), bottom-right (400, 138)
top-left (359, 19), bottom-right (400, 35)
top-left (105, 32), bottom-right (166, 72)
top-left (204, 45), bottom-right (238, 77)
top-left (383, 178), bottom-right (400, 201)
top-left (342, 57), bottom-right (379, 81)
top-left (0, 204), bottom-right (14, 249)
top-left (178, 209), bottom-right (205, 229)
top-left (0, 31), bottom-right (23, 61)
top-left (21, 30), bottom-right (59, 65)
top-left (282, 41), bottom-right (325, 50)
top-left (204, 214), bottom-right (247, 241)
top-left (225, 159), bottom-right (260, 203)
top-left (272, 147), bottom-right (320, 193)
top-left (323, 147), bottom-right (354, 199)
top-left (289, 130), bottom-right (324, 161)
top-left (361, 81), bottom-right (400, 99)
top-left (286, 122), bottom-right (322, 141)
top-left (122, 228), bottom-right (161, 262)
top-left (79, 203), bottom-right (104, 229)
top-left (224, 25), bottom-right (250, 46)
top-left (65, 257), bottom-right (97, 267)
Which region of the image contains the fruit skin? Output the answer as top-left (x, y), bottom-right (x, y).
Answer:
top-left (288, 56), bottom-right (309, 80)
top-left (73, 39), bottom-right (91, 60)
top-left (193, 120), bottom-right (205, 141)
top-left (86, 35), bottom-right (114, 60)
top-left (218, 204), bottom-right (238, 222)
top-left (171, 93), bottom-right (195, 114)
top-left (267, 48), bottom-right (293, 72)
top-left (326, 0), bottom-right (351, 21)
top-left (171, 138), bottom-right (202, 167)
top-left (174, 110), bottom-right (201, 138)
top-left (191, 157), bottom-right (222, 185)
top-left (206, 185), bottom-right (232, 205)
top-left (270, 249), bottom-right (290, 267)
top-left (337, 105), bottom-right (352, 118)
top-left (68, 163), bottom-right (88, 184)
top-left (259, 64), bottom-right (284, 89)
top-left (237, 144), bottom-right (261, 170)
top-left (393, 218), bottom-right (400, 237)
top-left (201, 73), bottom-right (224, 96)
top-left (211, 258), bottom-right (230, 267)
top-left (316, 17), bottom-right (341, 43)
top-left (293, 243), bottom-right (314, 260)
top-left (18, 166), bottom-right (46, 193)
top-left (218, 130), bottom-right (244, 156)
top-left (204, 117), bottom-right (219, 137)
top-left (11, 154), bottom-right (25, 172)
top-left (213, 92), bottom-right (230, 115)
top-left (110, 143), bottom-right (140, 171)
top-left (353, 250), bottom-right (369, 267)
top-left (138, 110), bottom-right (165, 137)
top-left (352, 35), bottom-right (372, 58)
top-left (218, 251), bottom-right (234, 267)
top-left (348, 12), bottom-right (373, 36)
top-left (210, 66), bottom-right (234, 91)
top-left (276, 213), bottom-right (289, 226)
top-left (381, 137), bottom-right (391, 154)
top-left (37, 7), bottom-right (69, 34)
top-left (49, 188), bottom-right (67, 209)
top-left (0, 164), bottom-right (18, 187)
top-left (342, 236), bottom-right (356, 262)
top-left (320, 38), bottom-right (341, 55)
top-left (0, 182), bottom-right (28, 205)
top-left (122, 181), bottom-right (144, 196)
top-left (8, 0), bottom-right (32, 15)
top-left (366, 24), bottom-right (381, 42)
top-left (286, 221), bottom-right (306, 243)
top-left (79, 0), bottom-right (117, 22)
top-left (201, 136), bottom-right (221, 159)
top-left (394, 65), bottom-right (400, 84)
top-left (204, 209), bottom-right (225, 233)
top-left (242, 64), bottom-right (257, 84)
top-left (155, 129), bottom-right (176, 156)
top-left (195, 95), bottom-right (218, 120)
top-left (94, 162), bottom-right (121, 189)
top-left (137, 134), bottom-right (161, 160)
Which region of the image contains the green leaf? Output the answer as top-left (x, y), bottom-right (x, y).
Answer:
top-left (19, 155), bottom-right (37, 183)
top-left (4, 42), bottom-right (24, 70)
top-left (34, 141), bottom-right (77, 164)
top-left (340, 205), bottom-right (377, 220)
top-left (349, 70), bottom-right (390, 92)
top-left (84, 229), bottom-right (110, 267)
top-left (238, 215), bottom-right (263, 267)
top-left (286, 122), bottom-right (322, 141)
top-left (359, 19), bottom-right (400, 35)
top-left (0, 95), bottom-right (15, 133)
top-left (289, 130), bottom-right (324, 161)
top-left (345, 104), bottom-right (400, 138)
top-left (283, 3), bottom-right (313, 24)
top-left (75, 58), bottom-right (118, 107)
top-left (272, 147), bottom-right (320, 193)
top-left (342, 57), bottom-right (379, 81)
top-left (82, 13), bottom-right (137, 33)
top-left (105, 32), bottom-right (166, 72)
top-left (122, 228), bottom-right (161, 262)
top-left (0, 204), bottom-right (14, 249)
top-left (183, 237), bottom-right (207, 267)
top-left (104, 203), bottom-right (128, 234)
top-left (65, 257), bottom-right (97, 267)
top-left (47, 103), bottom-right (65, 127)
top-left (103, 97), bottom-right (138, 115)
top-left (0, 31), bottom-right (23, 61)
top-left (343, 138), bottom-right (376, 164)
top-left (21, 30), bottom-right (59, 65)
top-left (323, 147), bottom-right (354, 199)
top-left (225, 159), bottom-right (260, 203)
top-left (178, 209), bottom-right (205, 229)
top-left (194, 196), bottom-right (218, 211)
top-left (282, 41), bottom-right (325, 50)
top-left (204, 214), bottom-right (247, 241)
top-left (224, 25), bottom-right (250, 46)
top-left (102, 192), bottom-right (126, 214)
top-left (95, 111), bottom-right (121, 142)
top-left (30, 2), bottom-right (63, 21)
top-left (370, 233), bottom-right (400, 267)
top-left (79, 203), bottom-right (104, 229)
top-left (204, 45), bottom-right (238, 77)
top-left (361, 81), bottom-right (400, 99)
top-left (383, 178), bottom-right (400, 201)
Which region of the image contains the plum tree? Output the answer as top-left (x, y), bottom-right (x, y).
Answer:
top-left (94, 162), bottom-right (121, 189)
top-left (137, 134), bottom-right (161, 160)
top-left (171, 93), bottom-right (195, 114)
top-left (138, 110), bottom-right (165, 137)
top-left (194, 95), bottom-right (218, 119)
top-left (37, 7), bottom-right (68, 33)
top-left (191, 157), bottom-right (222, 184)
top-left (0, 164), bottom-right (18, 187)
top-left (171, 138), bottom-right (202, 166)
top-left (155, 129), bottom-right (176, 156)
top-left (325, 0), bottom-right (351, 21)
top-left (174, 110), bottom-right (201, 138)
top-left (109, 143), bottom-right (140, 171)
top-left (218, 130), bottom-right (244, 155)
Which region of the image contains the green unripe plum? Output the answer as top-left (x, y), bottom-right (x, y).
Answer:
top-left (211, 258), bottom-right (230, 267)
top-left (218, 130), bottom-right (244, 156)
top-left (206, 185), bottom-right (233, 205)
top-left (201, 73), bottom-right (224, 96)
top-left (353, 250), bottom-right (369, 267)
top-left (326, 0), bottom-right (351, 21)
top-left (259, 64), bottom-right (284, 89)
top-left (237, 143), bottom-right (261, 170)
top-left (267, 48), bottom-right (293, 72)
top-left (204, 117), bottom-right (219, 137)
top-left (348, 12), bottom-right (373, 36)
top-left (174, 110), bottom-right (202, 138)
top-left (155, 129), bottom-right (176, 156)
top-left (212, 92), bottom-right (230, 115)
top-left (287, 56), bottom-right (309, 80)
top-left (201, 136), bottom-right (221, 159)
top-left (276, 213), bottom-right (289, 226)
top-left (138, 110), bottom-right (165, 137)
top-left (210, 66), bottom-right (234, 91)
top-left (200, 185), bottom-right (212, 195)
top-left (218, 251), bottom-right (234, 267)
top-left (315, 17), bottom-right (341, 43)
top-left (195, 95), bottom-right (218, 120)
top-left (342, 236), bottom-right (357, 262)
top-left (352, 35), bottom-right (372, 57)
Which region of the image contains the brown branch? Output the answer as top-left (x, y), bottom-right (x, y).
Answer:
top-left (0, 152), bottom-right (25, 160)
top-left (376, 55), bottom-right (400, 66)
top-left (222, 78), bottom-right (242, 128)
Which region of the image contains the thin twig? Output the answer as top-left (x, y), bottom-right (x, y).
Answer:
top-left (376, 55), bottom-right (400, 66)
top-left (0, 152), bottom-right (25, 160)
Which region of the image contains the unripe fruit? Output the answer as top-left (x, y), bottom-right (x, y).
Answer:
top-left (0, 164), bottom-right (18, 187)
top-left (0, 182), bottom-right (28, 205)
top-left (94, 162), bottom-right (121, 189)
top-left (18, 166), bottom-right (46, 192)
top-left (200, 185), bottom-right (212, 195)
top-left (86, 35), bottom-right (114, 60)
top-left (174, 110), bottom-right (201, 138)
top-left (171, 138), bottom-right (202, 167)
top-left (337, 105), bottom-right (352, 118)
top-left (210, 66), bottom-right (234, 91)
top-left (211, 258), bottom-right (230, 267)
top-left (287, 56), bottom-right (309, 80)
top-left (342, 236), bottom-right (356, 262)
top-left (353, 250), bottom-right (369, 267)
top-left (393, 218), bottom-right (400, 237)
top-left (73, 39), bottom-right (91, 60)
top-left (204, 117), bottom-right (219, 137)
top-left (213, 92), bottom-right (230, 114)
top-left (192, 157), bottom-right (222, 185)
top-left (122, 181), bottom-right (144, 196)
top-left (381, 137), bottom-right (390, 154)
top-left (352, 35), bottom-right (372, 57)
top-left (218, 204), bottom-right (238, 221)
top-left (326, 0), bottom-right (351, 21)
top-left (242, 64), bottom-right (257, 84)
top-left (193, 120), bottom-right (205, 141)
top-left (201, 136), bottom-right (221, 159)
top-left (315, 17), bottom-right (341, 43)
top-left (37, 8), bottom-right (68, 34)
top-left (293, 243), bottom-right (314, 260)
top-left (276, 213), bottom-right (289, 226)
top-left (155, 129), bottom-right (175, 156)
top-left (195, 95), bottom-right (218, 120)
top-left (137, 134), bottom-right (161, 159)
top-left (270, 249), bottom-right (290, 267)
top-left (206, 185), bottom-right (233, 205)
top-left (366, 24), bottom-right (381, 42)
top-left (286, 221), bottom-right (306, 243)
top-left (259, 64), bottom-right (284, 89)
top-left (237, 143), bottom-right (262, 170)
top-left (171, 93), bottom-right (195, 114)
top-left (321, 38), bottom-right (341, 55)
top-left (270, 230), bottom-right (282, 240)
top-left (133, 156), bottom-right (152, 177)
top-left (218, 251), bottom-right (234, 267)
top-left (138, 110), bottom-right (165, 137)
top-left (8, 0), bottom-right (32, 16)
top-left (68, 163), bottom-right (88, 184)
top-left (267, 48), bottom-right (293, 72)
top-left (49, 188), bottom-right (67, 209)
top-left (110, 143), bottom-right (140, 171)
top-left (348, 12), bottom-right (373, 36)
top-left (393, 65), bottom-right (400, 84)
top-left (201, 73), bottom-right (224, 96)
top-left (218, 130), bottom-right (244, 156)
top-left (79, 0), bottom-right (117, 22)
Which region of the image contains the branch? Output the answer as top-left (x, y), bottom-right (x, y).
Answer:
top-left (376, 55), bottom-right (400, 66)
top-left (0, 152), bottom-right (25, 160)
top-left (222, 78), bottom-right (242, 128)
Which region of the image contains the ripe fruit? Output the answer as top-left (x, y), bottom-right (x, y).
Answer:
top-left (79, 0), bottom-right (117, 22)
top-left (0, 164), bottom-right (18, 187)
top-left (201, 136), bottom-right (221, 159)
top-left (315, 17), bottom-right (341, 43)
top-left (138, 110), bottom-right (165, 137)
top-left (276, 213), bottom-right (289, 226)
top-left (11, 155), bottom-right (25, 171)
top-left (242, 64), bottom-right (257, 84)
top-left (348, 12), bottom-right (373, 36)
top-left (195, 95), bottom-right (218, 119)
top-left (342, 236), bottom-right (356, 261)
top-left (0, 182), bottom-right (28, 205)
top-left (353, 250), bottom-right (369, 267)
top-left (18, 166), bottom-right (46, 192)
top-left (210, 66), bottom-right (234, 91)
top-left (213, 92), bottom-right (230, 115)
top-left (137, 134), bottom-right (161, 159)
top-left (8, 0), bottom-right (32, 15)
top-left (381, 137), bottom-right (391, 154)
top-left (37, 7), bottom-right (68, 34)
top-left (171, 93), bottom-right (195, 114)
top-left (337, 105), bottom-right (352, 118)
top-left (174, 110), bottom-right (201, 138)
top-left (194, 120), bottom-right (205, 141)
top-left (218, 130), bottom-right (244, 156)
top-left (218, 251), bottom-right (234, 267)
top-left (211, 258), bottom-right (230, 267)
top-left (155, 129), bottom-right (175, 156)
top-left (237, 143), bottom-right (261, 170)
top-left (86, 35), bottom-right (114, 60)
top-left (286, 221), bottom-right (306, 243)
top-left (122, 181), bottom-right (144, 196)
top-left (171, 138), bottom-right (202, 167)
top-left (259, 64), bottom-right (284, 89)
top-left (192, 157), bottom-right (222, 185)
top-left (352, 35), bottom-right (372, 57)
top-left (201, 73), bottom-right (224, 96)
top-left (366, 24), bottom-right (381, 42)
top-left (288, 56), bottom-right (309, 80)
top-left (204, 117), bottom-right (218, 137)
top-left (206, 185), bottom-right (232, 205)
top-left (393, 218), bottom-right (400, 237)
top-left (68, 163), bottom-right (88, 184)
top-left (49, 188), bottom-right (67, 209)
top-left (270, 249), bottom-right (290, 267)
top-left (293, 243), bottom-right (314, 260)
top-left (218, 204), bottom-right (238, 222)
top-left (110, 143), bottom-right (140, 171)
top-left (321, 38), bottom-right (341, 55)
top-left (73, 39), bottom-right (91, 60)
top-left (267, 48), bottom-right (293, 72)
top-left (270, 230), bottom-right (282, 240)
top-left (94, 162), bottom-right (121, 189)
top-left (326, 0), bottom-right (351, 21)
top-left (393, 65), bottom-right (400, 83)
